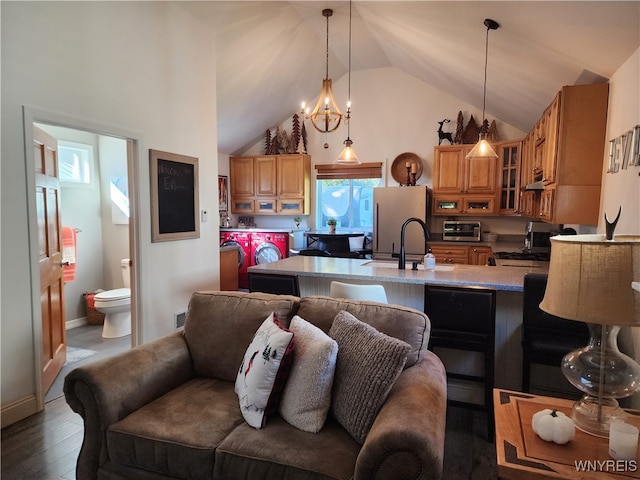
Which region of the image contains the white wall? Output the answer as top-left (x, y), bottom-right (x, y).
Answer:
top-left (599, 47), bottom-right (640, 234)
top-left (1, 1), bottom-right (219, 424)
top-left (598, 48), bottom-right (640, 407)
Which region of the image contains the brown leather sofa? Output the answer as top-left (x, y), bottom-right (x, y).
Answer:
top-left (64, 291), bottom-right (447, 480)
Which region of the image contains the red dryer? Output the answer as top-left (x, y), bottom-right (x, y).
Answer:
top-left (220, 231), bottom-right (251, 289)
top-left (251, 232), bottom-right (289, 266)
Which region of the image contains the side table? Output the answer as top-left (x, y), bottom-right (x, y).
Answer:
top-left (494, 389), bottom-right (640, 480)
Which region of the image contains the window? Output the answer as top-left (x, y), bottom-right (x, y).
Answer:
top-left (314, 162), bottom-right (382, 229)
top-left (58, 141), bottom-right (94, 186)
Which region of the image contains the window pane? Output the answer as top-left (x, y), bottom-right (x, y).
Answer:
top-left (316, 178), bottom-right (380, 229)
top-left (58, 143), bottom-right (92, 185)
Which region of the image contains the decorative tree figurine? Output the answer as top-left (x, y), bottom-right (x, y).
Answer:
top-left (488, 120), bottom-right (499, 142)
top-left (296, 130), bottom-right (306, 154)
top-left (277, 128), bottom-right (290, 154)
top-left (301, 122), bottom-right (308, 153)
top-left (462, 114), bottom-right (480, 144)
top-left (270, 127), bottom-right (281, 155)
top-left (264, 129), bottom-right (272, 155)
top-left (291, 114), bottom-right (301, 153)
top-left (454, 111), bottom-right (464, 144)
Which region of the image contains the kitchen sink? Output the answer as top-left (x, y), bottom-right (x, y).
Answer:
top-left (363, 260), bottom-right (455, 272)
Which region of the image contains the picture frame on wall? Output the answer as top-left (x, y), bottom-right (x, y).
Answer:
top-left (150, 149), bottom-right (200, 242)
top-left (218, 175), bottom-right (228, 212)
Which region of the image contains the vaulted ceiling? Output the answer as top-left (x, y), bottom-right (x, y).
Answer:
top-left (180, 1), bottom-right (640, 154)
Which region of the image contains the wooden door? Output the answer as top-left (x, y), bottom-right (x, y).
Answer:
top-left (254, 156), bottom-right (277, 196)
top-left (35, 126), bottom-right (67, 394)
top-left (229, 157), bottom-right (255, 196)
top-left (433, 147), bottom-right (464, 193)
top-left (464, 155), bottom-right (497, 193)
top-left (277, 155), bottom-right (304, 196)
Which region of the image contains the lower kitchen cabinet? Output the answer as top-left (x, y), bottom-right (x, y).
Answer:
top-left (429, 245), bottom-right (469, 264)
top-left (429, 244), bottom-right (492, 265)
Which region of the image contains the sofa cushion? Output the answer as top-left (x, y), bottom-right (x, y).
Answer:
top-left (184, 291), bottom-right (299, 381)
top-left (329, 310), bottom-right (411, 444)
top-left (107, 377), bottom-right (243, 480)
top-left (279, 315), bottom-right (338, 433)
top-left (214, 416), bottom-right (360, 480)
top-left (235, 312), bottom-right (295, 429)
top-left (296, 296), bottom-right (428, 368)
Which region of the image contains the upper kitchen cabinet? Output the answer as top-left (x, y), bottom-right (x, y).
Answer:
top-left (229, 154), bottom-right (310, 215)
top-left (534, 83), bottom-right (609, 225)
top-left (498, 141), bottom-right (522, 215)
top-left (432, 144), bottom-right (498, 215)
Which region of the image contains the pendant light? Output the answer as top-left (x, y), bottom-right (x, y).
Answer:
top-left (466, 18), bottom-right (499, 160)
top-left (302, 9), bottom-right (343, 135)
top-left (336, 0), bottom-right (360, 164)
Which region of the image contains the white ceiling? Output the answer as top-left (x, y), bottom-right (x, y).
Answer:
top-left (179, 1), bottom-right (640, 154)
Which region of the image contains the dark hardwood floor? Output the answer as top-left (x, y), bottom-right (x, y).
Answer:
top-left (1, 325), bottom-right (497, 480)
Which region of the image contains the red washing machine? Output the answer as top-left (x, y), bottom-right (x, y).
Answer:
top-left (220, 231), bottom-right (251, 289)
top-left (251, 232), bottom-right (289, 266)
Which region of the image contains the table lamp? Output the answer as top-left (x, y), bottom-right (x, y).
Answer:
top-left (539, 233), bottom-right (640, 437)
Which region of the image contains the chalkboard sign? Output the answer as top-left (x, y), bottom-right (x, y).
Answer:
top-left (150, 149), bottom-right (199, 242)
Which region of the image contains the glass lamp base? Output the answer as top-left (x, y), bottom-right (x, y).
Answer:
top-left (572, 395), bottom-right (628, 437)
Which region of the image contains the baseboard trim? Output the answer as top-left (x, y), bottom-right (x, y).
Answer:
top-left (1, 394), bottom-right (39, 428)
top-left (66, 317), bottom-right (88, 330)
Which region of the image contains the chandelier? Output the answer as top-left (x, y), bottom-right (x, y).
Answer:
top-left (301, 9), bottom-right (343, 134)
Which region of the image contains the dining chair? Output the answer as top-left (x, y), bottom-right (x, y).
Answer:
top-left (329, 281), bottom-right (388, 303)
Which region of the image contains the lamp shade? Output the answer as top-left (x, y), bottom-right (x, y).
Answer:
top-left (540, 234), bottom-right (640, 326)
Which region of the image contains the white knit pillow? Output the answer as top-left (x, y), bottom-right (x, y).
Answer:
top-left (279, 315), bottom-right (338, 433)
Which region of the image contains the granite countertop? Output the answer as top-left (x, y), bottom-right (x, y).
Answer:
top-left (248, 256), bottom-right (547, 292)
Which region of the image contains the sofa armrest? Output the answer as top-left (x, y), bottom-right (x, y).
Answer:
top-left (355, 350), bottom-right (447, 480)
top-left (63, 331), bottom-right (194, 479)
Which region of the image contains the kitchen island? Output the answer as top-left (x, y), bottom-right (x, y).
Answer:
top-left (249, 256), bottom-right (550, 396)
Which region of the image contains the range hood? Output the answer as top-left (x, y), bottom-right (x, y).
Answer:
top-left (525, 180), bottom-right (545, 190)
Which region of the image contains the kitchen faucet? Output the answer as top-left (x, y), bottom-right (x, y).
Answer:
top-left (398, 217), bottom-right (430, 269)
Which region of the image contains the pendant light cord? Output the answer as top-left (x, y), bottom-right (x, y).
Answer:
top-left (325, 11), bottom-right (330, 80)
top-left (348, 0), bottom-right (352, 103)
top-left (482, 24), bottom-right (489, 128)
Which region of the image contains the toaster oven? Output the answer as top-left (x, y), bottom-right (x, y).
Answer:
top-left (442, 221), bottom-right (481, 242)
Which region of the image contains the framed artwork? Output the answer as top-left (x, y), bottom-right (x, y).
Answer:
top-left (218, 175), bottom-right (228, 212)
top-left (150, 149), bottom-right (200, 242)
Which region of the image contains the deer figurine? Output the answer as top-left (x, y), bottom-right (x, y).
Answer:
top-left (437, 119), bottom-right (454, 145)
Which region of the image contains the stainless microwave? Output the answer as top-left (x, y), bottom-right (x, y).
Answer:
top-left (442, 221), bottom-right (481, 242)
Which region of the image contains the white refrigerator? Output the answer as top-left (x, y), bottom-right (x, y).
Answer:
top-left (373, 185), bottom-right (431, 261)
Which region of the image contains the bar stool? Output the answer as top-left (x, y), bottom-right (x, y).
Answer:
top-left (521, 273), bottom-right (589, 396)
top-left (329, 281), bottom-right (388, 303)
top-left (247, 272), bottom-right (300, 296)
top-left (425, 284), bottom-right (496, 440)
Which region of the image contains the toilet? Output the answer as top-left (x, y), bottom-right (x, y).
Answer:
top-left (95, 259), bottom-right (131, 338)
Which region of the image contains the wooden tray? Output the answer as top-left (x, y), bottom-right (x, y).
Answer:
top-left (391, 152), bottom-right (423, 185)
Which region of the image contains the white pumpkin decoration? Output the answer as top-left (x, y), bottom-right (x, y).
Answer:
top-left (532, 409), bottom-right (575, 444)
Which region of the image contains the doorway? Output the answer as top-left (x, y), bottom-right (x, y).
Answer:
top-left (23, 107), bottom-right (141, 411)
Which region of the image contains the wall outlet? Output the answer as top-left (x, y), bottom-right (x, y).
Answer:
top-left (175, 311), bottom-right (187, 329)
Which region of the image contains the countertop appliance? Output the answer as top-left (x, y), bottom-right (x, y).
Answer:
top-left (443, 221), bottom-right (481, 242)
top-left (524, 221), bottom-right (560, 253)
top-left (373, 186), bottom-right (431, 261)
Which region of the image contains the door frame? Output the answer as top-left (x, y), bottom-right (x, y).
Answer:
top-left (23, 106), bottom-right (142, 410)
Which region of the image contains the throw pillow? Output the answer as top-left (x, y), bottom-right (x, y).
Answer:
top-left (328, 310), bottom-right (411, 444)
top-left (235, 312), bottom-right (295, 429)
top-left (279, 315), bottom-right (338, 433)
